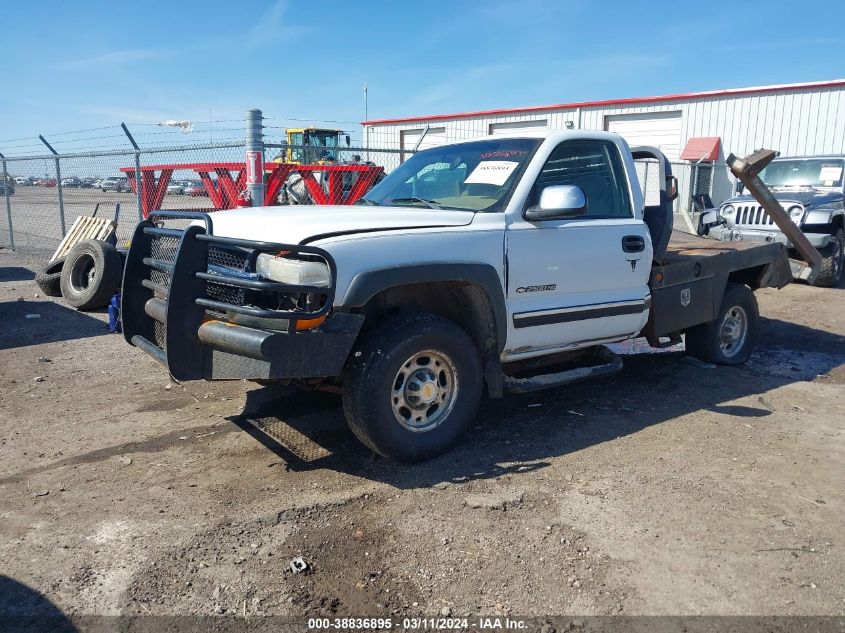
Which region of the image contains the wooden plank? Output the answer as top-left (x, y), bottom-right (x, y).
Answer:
top-left (50, 216), bottom-right (116, 261)
top-left (50, 216), bottom-right (84, 262)
top-left (94, 222), bottom-right (116, 242)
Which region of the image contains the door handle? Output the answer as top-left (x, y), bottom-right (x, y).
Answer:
top-left (622, 235), bottom-right (645, 253)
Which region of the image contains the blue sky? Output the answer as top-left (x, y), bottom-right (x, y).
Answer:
top-left (1, 0), bottom-right (844, 152)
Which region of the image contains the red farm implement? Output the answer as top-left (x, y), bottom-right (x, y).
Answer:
top-left (120, 162), bottom-right (384, 218)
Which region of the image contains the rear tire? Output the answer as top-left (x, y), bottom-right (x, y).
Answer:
top-left (685, 282), bottom-right (758, 365)
top-left (811, 228), bottom-right (844, 288)
top-left (60, 240), bottom-right (123, 310)
top-left (342, 313), bottom-right (482, 463)
top-left (34, 257), bottom-right (66, 297)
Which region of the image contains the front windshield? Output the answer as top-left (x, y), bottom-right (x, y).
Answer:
top-left (760, 159), bottom-right (844, 189)
top-left (314, 133), bottom-right (338, 147)
top-left (362, 138), bottom-right (541, 211)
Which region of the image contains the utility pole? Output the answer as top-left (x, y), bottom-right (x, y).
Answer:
top-left (245, 109), bottom-right (264, 207)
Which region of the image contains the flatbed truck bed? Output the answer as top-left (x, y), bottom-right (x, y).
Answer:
top-left (647, 231), bottom-right (790, 343)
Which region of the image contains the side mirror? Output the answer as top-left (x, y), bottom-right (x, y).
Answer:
top-left (525, 185), bottom-right (587, 221)
top-left (345, 135), bottom-right (351, 147)
top-left (666, 175), bottom-right (678, 201)
top-left (736, 181), bottom-right (745, 195)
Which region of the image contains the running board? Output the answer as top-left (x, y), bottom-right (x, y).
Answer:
top-left (502, 345), bottom-right (623, 394)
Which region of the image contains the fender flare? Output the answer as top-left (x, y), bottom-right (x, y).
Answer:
top-left (804, 207), bottom-right (844, 226)
top-left (341, 262), bottom-right (507, 352)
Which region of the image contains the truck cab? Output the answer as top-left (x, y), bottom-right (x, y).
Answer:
top-left (122, 131), bottom-right (790, 462)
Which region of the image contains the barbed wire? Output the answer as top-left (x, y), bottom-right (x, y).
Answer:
top-left (1, 117), bottom-right (362, 149)
top-left (50, 133), bottom-right (134, 145)
top-left (264, 116), bottom-right (360, 125)
top-left (0, 124), bottom-right (122, 144)
top-left (128, 119), bottom-right (244, 126)
top-left (0, 141), bottom-right (52, 151)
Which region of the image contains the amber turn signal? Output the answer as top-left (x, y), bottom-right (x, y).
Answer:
top-left (294, 315), bottom-right (327, 331)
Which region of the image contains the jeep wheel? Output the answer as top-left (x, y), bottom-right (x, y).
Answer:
top-left (812, 227), bottom-right (844, 288)
top-left (342, 313), bottom-right (482, 462)
top-left (685, 282), bottom-right (759, 366)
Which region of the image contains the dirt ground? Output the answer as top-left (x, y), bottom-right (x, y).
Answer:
top-left (1, 246), bottom-right (844, 621)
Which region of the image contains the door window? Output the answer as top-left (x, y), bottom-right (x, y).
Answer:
top-left (529, 140), bottom-right (632, 218)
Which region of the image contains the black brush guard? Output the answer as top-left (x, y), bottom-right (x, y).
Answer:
top-left (122, 211), bottom-right (363, 381)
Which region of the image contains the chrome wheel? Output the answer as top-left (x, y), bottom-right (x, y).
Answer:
top-left (391, 349), bottom-right (458, 433)
top-left (69, 253), bottom-right (96, 293)
top-left (719, 305), bottom-right (748, 358)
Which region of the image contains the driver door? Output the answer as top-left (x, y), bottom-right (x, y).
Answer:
top-left (504, 138), bottom-right (652, 358)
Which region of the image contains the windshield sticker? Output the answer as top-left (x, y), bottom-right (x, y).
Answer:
top-left (479, 150), bottom-right (527, 159)
top-left (819, 165), bottom-right (842, 184)
top-left (465, 161), bottom-right (520, 186)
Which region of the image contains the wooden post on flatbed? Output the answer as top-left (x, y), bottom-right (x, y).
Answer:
top-left (727, 149), bottom-right (822, 282)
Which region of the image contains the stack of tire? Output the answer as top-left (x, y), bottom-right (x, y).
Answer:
top-left (35, 239), bottom-right (124, 310)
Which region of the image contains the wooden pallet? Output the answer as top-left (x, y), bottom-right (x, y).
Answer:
top-left (49, 215), bottom-right (117, 262)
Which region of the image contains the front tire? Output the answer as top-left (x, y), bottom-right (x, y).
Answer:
top-left (342, 313), bottom-right (482, 462)
top-left (811, 227), bottom-right (844, 288)
top-left (685, 282), bottom-right (758, 365)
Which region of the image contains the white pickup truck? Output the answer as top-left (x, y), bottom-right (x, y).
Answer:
top-left (122, 131), bottom-right (791, 462)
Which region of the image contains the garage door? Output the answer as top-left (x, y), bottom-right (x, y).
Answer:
top-left (489, 119), bottom-right (548, 135)
top-left (400, 127), bottom-right (446, 159)
top-left (605, 112), bottom-right (682, 161)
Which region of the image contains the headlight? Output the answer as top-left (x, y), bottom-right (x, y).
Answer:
top-left (787, 205), bottom-right (804, 224)
top-left (256, 253), bottom-right (330, 287)
top-left (720, 204), bottom-right (735, 217)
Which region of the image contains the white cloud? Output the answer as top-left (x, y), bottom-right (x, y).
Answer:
top-left (57, 48), bottom-right (168, 71)
top-left (247, 0), bottom-right (310, 48)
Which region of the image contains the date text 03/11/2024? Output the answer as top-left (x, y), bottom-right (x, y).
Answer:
top-left (307, 616), bottom-right (529, 629)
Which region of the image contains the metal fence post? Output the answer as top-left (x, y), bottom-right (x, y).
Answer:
top-left (121, 123), bottom-right (144, 220)
top-left (245, 109), bottom-right (264, 207)
top-left (55, 157), bottom-right (65, 236)
top-left (39, 135), bottom-right (66, 236)
top-left (1, 155), bottom-right (14, 250)
top-left (709, 163), bottom-right (716, 200)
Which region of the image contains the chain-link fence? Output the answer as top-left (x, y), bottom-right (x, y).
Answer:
top-left (633, 159), bottom-right (734, 233)
top-left (1, 111), bottom-right (740, 260)
top-left (0, 115), bottom-right (413, 260)
top-left (1, 143), bottom-right (247, 259)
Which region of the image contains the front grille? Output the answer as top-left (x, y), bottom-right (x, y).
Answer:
top-left (208, 245), bottom-right (249, 270)
top-left (149, 235), bottom-right (178, 291)
top-left (153, 320), bottom-right (166, 348)
top-left (125, 211), bottom-right (337, 370)
top-left (145, 237), bottom-right (254, 330)
top-left (734, 204), bottom-right (775, 226)
top-left (147, 234), bottom-right (179, 347)
top-left (145, 235), bottom-right (257, 317)
top-left (207, 245), bottom-right (250, 307)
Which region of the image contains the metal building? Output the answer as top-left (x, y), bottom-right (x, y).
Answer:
top-left (362, 79), bottom-right (845, 212)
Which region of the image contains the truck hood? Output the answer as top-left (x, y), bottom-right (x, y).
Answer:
top-left (205, 205), bottom-right (476, 244)
top-left (723, 190), bottom-right (842, 208)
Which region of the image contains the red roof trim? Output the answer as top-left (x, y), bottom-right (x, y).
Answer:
top-left (362, 79), bottom-right (845, 126)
